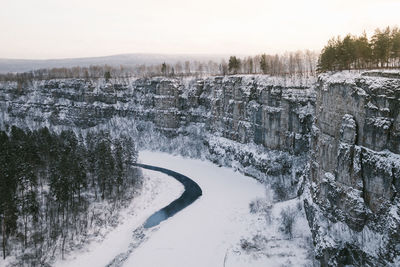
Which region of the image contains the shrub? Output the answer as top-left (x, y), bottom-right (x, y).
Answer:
top-left (279, 207), bottom-right (297, 239)
top-left (240, 234), bottom-right (266, 252)
top-left (273, 181), bottom-right (289, 201)
top-left (249, 185), bottom-right (275, 225)
top-left (249, 198), bottom-right (266, 213)
top-left (297, 200), bottom-right (303, 211)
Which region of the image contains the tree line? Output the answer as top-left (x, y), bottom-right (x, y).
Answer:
top-left (227, 50), bottom-right (317, 76)
top-left (318, 26), bottom-right (400, 72)
top-left (0, 50), bottom-right (318, 83)
top-left (0, 126), bottom-right (141, 264)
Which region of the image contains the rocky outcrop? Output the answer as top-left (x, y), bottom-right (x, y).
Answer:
top-left (0, 75), bottom-right (315, 192)
top-left (2, 71), bottom-right (398, 266)
top-left (306, 71), bottom-right (400, 266)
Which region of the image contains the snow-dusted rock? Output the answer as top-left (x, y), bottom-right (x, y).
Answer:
top-left (0, 75), bottom-right (315, 194)
top-left (2, 71), bottom-right (399, 266)
top-left (308, 70), bottom-right (400, 266)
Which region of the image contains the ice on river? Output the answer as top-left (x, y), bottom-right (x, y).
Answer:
top-left (55, 150), bottom-right (312, 267)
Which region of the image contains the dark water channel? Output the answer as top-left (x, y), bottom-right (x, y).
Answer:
top-left (135, 163), bottom-right (203, 228)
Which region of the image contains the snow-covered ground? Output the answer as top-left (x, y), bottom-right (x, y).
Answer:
top-left (226, 197), bottom-right (314, 267)
top-left (54, 151), bottom-right (313, 267)
top-left (54, 159), bottom-right (183, 267)
top-left (122, 151), bottom-right (266, 267)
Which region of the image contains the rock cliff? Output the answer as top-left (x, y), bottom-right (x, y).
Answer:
top-left (0, 75), bottom-right (315, 194)
top-left (305, 71), bottom-right (400, 266)
top-left (1, 71), bottom-right (399, 266)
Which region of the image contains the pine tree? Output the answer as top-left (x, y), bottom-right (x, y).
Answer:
top-left (318, 26), bottom-right (400, 71)
top-left (113, 140), bottom-right (124, 197)
top-left (340, 35), bottom-right (356, 70)
top-left (260, 54), bottom-right (269, 74)
top-left (355, 32), bottom-right (372, 68)
top-left (104, 71), bottom-right (111, 82)
top-left (0, 131), bottom-right (18, 259)
top-left (318, 38), bottom-right (337, 72)
top-left (161, 63), bottom-right (167, 76)
top-left (371, 27), bottom-right (392, 67)
top-left (0, 126), bottom-right (141, 262)
top-left (228, 56), bottom-right (241, 74)
top-left (391, 27), bottom-right (400, 66)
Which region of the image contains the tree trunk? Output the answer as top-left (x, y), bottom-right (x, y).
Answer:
top-left (61, 233), bottom-right (66, 260)
top-left (2, 215), bottom-right (6, 260)
top-left (24, 214), bottom-right (27, 249)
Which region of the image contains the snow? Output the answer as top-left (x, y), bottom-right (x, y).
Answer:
top-left (226, 198), bottom-right (313, 267)
top-left (53, 150), bottom-right (312, 267)
top-left (54, 165), bottom-right (183, 267)
top-left (122, 151), bottom-right (266, 267)
top-left (366, 101), bottom-right (379, 110)
top-left (296, 102), bottom-right (314, 120)
top-left (319, 69), bottom-right (400, 94)
top-left (367, 116), bottom-right (393, 130)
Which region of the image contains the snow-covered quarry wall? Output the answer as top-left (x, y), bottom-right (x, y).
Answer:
top-left (1, 72), bottom-right (399, 266)
top-left (0, 75), bottom-right (314, 191)
top-left (305, 71), bottom-right (400, 266)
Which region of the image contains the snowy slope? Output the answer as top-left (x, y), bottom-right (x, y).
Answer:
top-left (54, 166), bottom-right (183, 267)
top-left (121, 151), bottom-right (265, 267)
top-left (53, 150), bottom-right (312, 267)
top-left (123, 151), bottom-right (312, 267)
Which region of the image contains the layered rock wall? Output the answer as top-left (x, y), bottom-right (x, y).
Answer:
top-left (306, 71), bottom-right (400, 266)
top-left (2, 71), bottom-right (398, 266)
top-left (0, 75), bottom-right (315, 188)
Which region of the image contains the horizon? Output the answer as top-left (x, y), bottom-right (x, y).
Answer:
top-left (1, 0), bottom-right (400, 60)
top-left (0, 52), bottom-right (234, 61)
top-left (0, 53), bottom-right (267, 62)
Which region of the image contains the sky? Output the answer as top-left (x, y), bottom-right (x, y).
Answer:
top-left (0, 0), bottom-right (399, 59)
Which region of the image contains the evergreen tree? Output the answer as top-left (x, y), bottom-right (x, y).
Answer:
top-left (0, 126), bottom-right (141, 263)
top-left (318, 26), bottom-right (400, 72)
top-left (371, 27), bottom-right (392, 67)
top-left (228, 56), bottom-right (241, 74)
top-left (113, 140), bottom-right (125, 197)
top-left (260, 54), bottom-right (269, 74)
top-left (161, 63), bottom-right (167, 76)
top-left (391, 27), bottom-right (400, 65)
top-left (340, 35), bottom-right (356, 70)
top-left (104, 71), bottom-right (111, 82)
top-left (355, 32), bottom-right (372, 68)
top-left (0, 132), bottom-right (18, 259)
top-left (318, 38), bottom-right (337, 72)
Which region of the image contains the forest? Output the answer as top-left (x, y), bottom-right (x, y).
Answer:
top-left (0, 50), bottom-right (318, 83)
top-left (318, 26), bottom-right (400, 72)
top-left (2, 26), bottom-right (400, 83)
top-left (0, 126), bottom-right (142, 265)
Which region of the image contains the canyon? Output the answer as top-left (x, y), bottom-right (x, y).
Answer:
top-left (0, 71), bottom-right (399, 266)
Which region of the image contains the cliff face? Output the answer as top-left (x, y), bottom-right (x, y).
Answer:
top-left (0, 75), bottom-right (315, 190)
top-left (195, 76), bottom-right (314, 154)
top-left (1, 72), bottom-right (399, 266)
top-left (305, 71), bottom-right (400, 266)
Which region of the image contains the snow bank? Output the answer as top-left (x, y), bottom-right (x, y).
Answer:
top-left (121, 151), bottom-right (312, 267)
top-left (54, 167), bottom-right (183, 267)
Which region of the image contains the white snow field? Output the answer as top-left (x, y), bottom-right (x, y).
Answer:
top-left (55, 150), bottom-right (313, 267)
top-left (54, 155), bottom-right (184, 267)
top-left (123, 151), bottom-right (266, 267)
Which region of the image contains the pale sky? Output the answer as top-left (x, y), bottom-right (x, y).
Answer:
top-left (0, 0), bottom-right (399, 59)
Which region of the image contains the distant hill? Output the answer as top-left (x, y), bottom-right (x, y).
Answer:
top-left (0, 53), bottom-right (229, 73)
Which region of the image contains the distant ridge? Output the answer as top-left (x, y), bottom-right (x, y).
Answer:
top-left (0, 53), bottom-right (229, 73)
